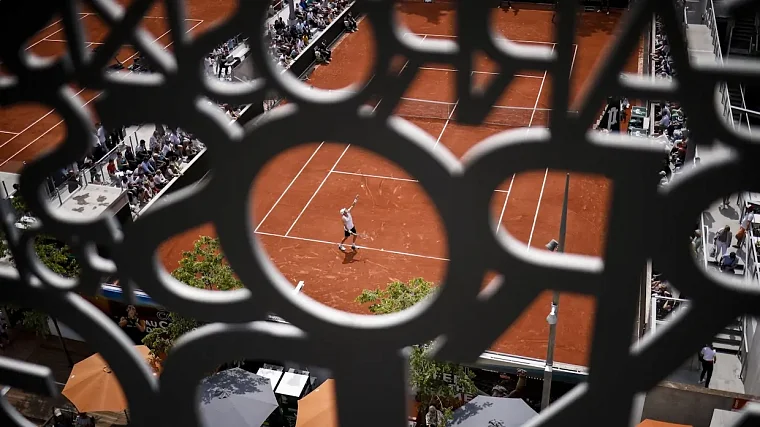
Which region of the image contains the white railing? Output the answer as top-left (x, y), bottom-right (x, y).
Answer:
top-left (649, 17), bottom-right (657, 135)
top-left (706, 0), bottom-right (737, 128)
top-left (650, 295), bottom-right (690, 334)
top-left (736, 86), bottom-right (755, 134)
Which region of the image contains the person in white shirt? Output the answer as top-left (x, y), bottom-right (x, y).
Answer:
top-left (736, 206), bottom-right (755, 247)
top-left (149, 131), bottom-right (161, 152)
top-left (699, 345), bottom-right (717, 387)
top-left (338, 195), bottom-right (359, 251)
top-left (713, 225), bottom-right (731, 262)
top-left (96, 123), bottom-right (107, 146)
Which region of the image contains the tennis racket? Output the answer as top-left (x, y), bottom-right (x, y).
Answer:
top-left (348, 229), bottom-right (372, 240)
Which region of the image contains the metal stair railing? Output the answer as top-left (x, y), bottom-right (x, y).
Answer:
top-left (706, 0), bottom-right (737, 129)
top-left (737, 85), bottom-right (754, 134)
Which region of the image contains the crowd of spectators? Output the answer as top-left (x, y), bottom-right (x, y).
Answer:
top-left (651, 16), bottom-right (690, 189)
top-left (203, 35), bottom-right (246, 81)
top-left (43, 1), bottom-right (354, 209)
top-left (266, 0), bottom-right (353, 67)
top-left (651, 270), bottom-right (683, 321)
top-left (648, 15), bottom-right (692, 323)
top-left (106, 126), bottom-right (204, 210)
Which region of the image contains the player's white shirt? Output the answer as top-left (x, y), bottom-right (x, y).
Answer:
top-left (341, 212), bottom-right (354, 230)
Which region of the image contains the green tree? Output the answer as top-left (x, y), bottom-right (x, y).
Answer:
top-left (0, 192), bottom-right (80, 337)
top-left (142, 236), bottom-right (242, 356)
top-left (356, 278), bottom-right (479, 424)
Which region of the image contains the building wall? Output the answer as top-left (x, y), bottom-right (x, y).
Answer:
top-left (641, 382), bottom-right (755, 427)
top-left (743, 317), bottom-right (760, 395)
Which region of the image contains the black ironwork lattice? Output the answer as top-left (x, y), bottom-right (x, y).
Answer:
top-left (1, 0), bottom-right (760, 426)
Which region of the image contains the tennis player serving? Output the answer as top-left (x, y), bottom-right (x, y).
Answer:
top-left (339, 195), bottom-right (359, 251)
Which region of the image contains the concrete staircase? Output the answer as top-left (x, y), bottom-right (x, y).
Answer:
top-left (686, 24), bottom-right (720, 66)
top-left (714, 317), bottom-right (743, 354)
top-left (727, 83), bottom-right (744, 125)
top-left (729, 14), bottom-right (757, 55)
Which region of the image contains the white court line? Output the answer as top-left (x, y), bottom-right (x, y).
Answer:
top-left (495, 174), bottom-right (516, 233)
top-left (398, 35), bottom-right (426, 75)
top-left (433, 102), bottom-right (457, 149)
top-left (408, 33), bottom-right (560, 46)
top-left (256, 231), bottom-right (450, 262)
top-left (0, 87), bottom-right (88, 151)
top-left (330, 170), bottom-right (510, 194)
top-left (526, 169), bottom-right (549, 249)
top-left (27, 14), bottom-right (90, 51)
top-left (525, 44), bottom-right (554, 250)
top-left (0, 131), bottom-right (20, 135)
top-left (419, 66), bottom-right (544, 79)
top-left (76, 12), bottom-right (203, 22)
top-left (0, 24), bottom-right (182, 153)
top-left (41, 18), bottom-right (63, 31)
top-left (285, 145), bottom-right (351, 236)
top-left (143, 16), bottom-right (203, 21)
top-left (333, 170), bottom-right (418, 183)
top-left (44, 39), bottom-right (108, 45)
top-left (0, 21), bottom-right (203, 169)
top-left (255, 142), bottom-right (325, 232)
top-left (283, 41), bottom-right (425, 237)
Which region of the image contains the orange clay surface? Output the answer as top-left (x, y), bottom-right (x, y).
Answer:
top-left (5, 2), bottom-right (640, 366)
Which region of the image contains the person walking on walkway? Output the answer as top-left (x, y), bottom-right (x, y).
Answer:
top-left (699, 344), bottom-right (717, 388)
top-left (713, 225), bottom-right (732, 262)
top-left (736, 205), bottom-right (755, 248)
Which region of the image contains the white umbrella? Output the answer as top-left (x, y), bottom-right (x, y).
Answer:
top-left (448, 396), bottom-right (537, 427)
top-left (198, 368), bottom-right (279, 427)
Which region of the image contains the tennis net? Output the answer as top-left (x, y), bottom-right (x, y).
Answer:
top-left (392, 97), bottom-right (553, 127)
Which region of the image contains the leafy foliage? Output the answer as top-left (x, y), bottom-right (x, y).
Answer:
top-left (34, 235), bottom-right (81, 278)
top-left (11, 193), bottom-right (30, 217)
top-left (141, 311), bottom-right (200, 357)
top-left (142, 236), bottom-right (241, 356)
top-left (356, 278), bottom-right (478, 421)
top-left (171, 236), bottom-right (243, 291)
top-left (0, 193), bottom-right (79, 337)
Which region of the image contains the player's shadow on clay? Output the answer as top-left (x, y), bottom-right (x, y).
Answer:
top-left (342, 249), bottom-right (359, 264)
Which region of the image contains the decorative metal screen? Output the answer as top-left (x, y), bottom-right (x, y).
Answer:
top-left (1, 0), bottom-right (760, 426)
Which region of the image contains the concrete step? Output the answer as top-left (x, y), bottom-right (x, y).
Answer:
top-left (686, 25), bottom-right (715, 50)
top-left (715, 332), bottom-right (742, 344)
top-left (721, 326), bottom-right (742, 337)
top-left (713, 341), bottom-right (741, 354)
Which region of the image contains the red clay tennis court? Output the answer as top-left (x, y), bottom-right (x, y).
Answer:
top-left (0, 2), bottom-right (216, 173)
top-left (161, 3), bottom-right (640, 367)
top-left (3, 1), bottom-right (640, 367)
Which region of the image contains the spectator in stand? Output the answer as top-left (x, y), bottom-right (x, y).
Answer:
top-left (149, 130), bottom-right (161, 152)
top-left (116, 151), bottom-right (128, 171)
top-left (106, 159), bottom-right (117, 182)
top-left (125, 145), bottom-right (138, 169)
top-left (167, 129), bottom-right (180, 146)
top-left (136, 140), bottom-right (148, 159)
top-left (318, 40), bottom-right (332, 62)
top-left (140, 157), bottom-right (155, 175)
top-left (344, 13), bottom-right (357, 32)
top-left (713, 225), bottom-right (732, 262)
top-left (153, 170), bottom-right (168, 189)
top-left (91, 131), bottom-right (106, 161)
top-left (96, 122), bottom-right (107, 149)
